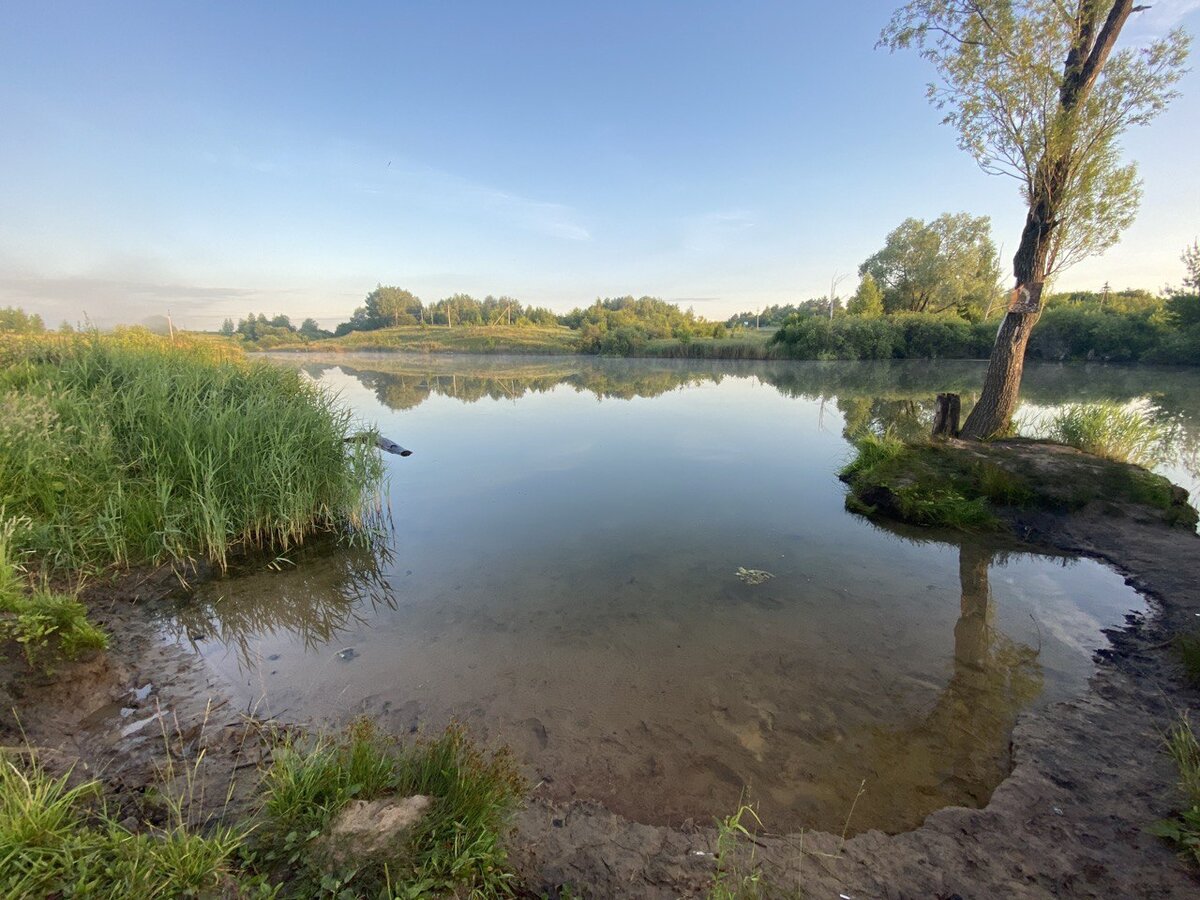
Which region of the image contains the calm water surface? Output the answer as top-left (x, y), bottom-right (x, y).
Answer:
top-left (168, 357), bottom-right (1200, 833)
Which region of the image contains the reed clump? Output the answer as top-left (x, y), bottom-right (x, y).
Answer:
top-left (0, 330), bottom-right (383, 574)
top-left (1036, 401), bottom-right (1168, 467)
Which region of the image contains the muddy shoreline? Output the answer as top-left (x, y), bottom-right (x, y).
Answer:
top-left (4, 494), bottom-right (1200, 897)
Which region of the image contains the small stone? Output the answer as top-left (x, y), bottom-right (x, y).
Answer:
top-left (337, 648), bottom-right (357, 661)
top-left (317, 796), bottom-right (431, 867)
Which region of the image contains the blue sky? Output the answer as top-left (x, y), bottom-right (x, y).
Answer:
top-left (1, 1), bottom-right (1197, 328)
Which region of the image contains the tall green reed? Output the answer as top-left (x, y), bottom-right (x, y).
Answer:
top-left (0, 331), bottom-right (383, 572)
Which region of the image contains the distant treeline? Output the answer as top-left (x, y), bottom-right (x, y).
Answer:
top-left (770, 302), bottom-right (1199, 365)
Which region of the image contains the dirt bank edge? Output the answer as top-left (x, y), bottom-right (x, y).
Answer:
top-left (4, 457), bottom-right (1200, 898)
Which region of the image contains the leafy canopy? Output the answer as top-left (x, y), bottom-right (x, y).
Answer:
top-left (880, 1), bottom-right (1189, 278)
top-left (859, 212), bottom-right (1001, 318)
top-left (847, 273), bottom-right (886, 318)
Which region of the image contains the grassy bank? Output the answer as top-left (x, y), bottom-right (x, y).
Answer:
top-left (261, 323), bottom-right (578, 355)
top-left (0, 330), bottom-right (382, 574)
top-left (244, 322), bottom-right (786, 360)
top-left (839, 432), bottom-right (1198, 532)
top-left (1, 720), bottom-right (524, 898)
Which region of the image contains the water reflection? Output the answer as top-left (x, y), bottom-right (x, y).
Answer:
top-left (166, 539), bottom-right (397, 666)
top-left (291, 354), bottom-right (1200, 484)
top-left (176, 356), bottom-right (1159, 833)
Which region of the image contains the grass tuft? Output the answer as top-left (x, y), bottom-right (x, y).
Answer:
top-left (255, 718), bottom-right (525, 897)
top-left (0, 751), bottom-right (258, 899)
top-left (1149, 714), bottom-right (1200, 866)
top-left (1037, 401), bottom-right (1168, 466)
top-left (0, 514), bottom-right (106, 667)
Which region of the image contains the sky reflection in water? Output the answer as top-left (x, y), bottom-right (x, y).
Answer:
top-left (171, 357), bottom-right (1199, 833)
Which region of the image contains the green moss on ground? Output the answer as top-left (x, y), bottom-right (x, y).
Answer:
top-left (839, 433), bottom-right (1198, 532)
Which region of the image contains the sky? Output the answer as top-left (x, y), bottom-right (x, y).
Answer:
top-left (1, 1), bottom-right (1198, 329)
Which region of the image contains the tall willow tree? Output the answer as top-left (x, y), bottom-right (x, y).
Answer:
top-left (881, 1), bottom-right (1189, 439)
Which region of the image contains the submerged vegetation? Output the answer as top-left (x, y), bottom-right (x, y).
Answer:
top-left (0, 330), bottom-right (382, 574)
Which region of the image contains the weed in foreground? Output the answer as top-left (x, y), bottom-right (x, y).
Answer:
top-left (254, 718), bottom-right (525, 898)
top-left (0, 751), bottom-right (264, 899)
top-left (1149, 714), bottom-right (1200, 865)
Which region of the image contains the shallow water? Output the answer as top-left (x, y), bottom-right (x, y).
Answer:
top-left (167, 357), bottom-right (1200, 834)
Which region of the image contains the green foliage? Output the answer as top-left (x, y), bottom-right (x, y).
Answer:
top-left (565, 296), bottom-right (716, 354)
top-left (771, 312), bottom-right (995, 360)
top-left (1037, 402), bottom-right (1168, 466)
top-left (0, 331), bottom-right (383, 572)
top-left (859, 213), bottom-right (1001, 318)
top-left (0, 307), bottom-right (46, 335)
top-left (839, 437), bottom-right (1005, 531)
top-left (847, 273), bottom-right (885, 318)
top-left (0, 752), bottom-right (259, 899)
top-left (256, 719), bottom-right (524, 898)
top-left (708, 804), bottom-right (770, 900)
top-left (0, 515), bottom-right (106, 667)
top-left (1174, 633), bottom-right (1200, 687)
top-left (881, 2), bottom-right (1189, 279)
top-left (1149, 715), bottom-right (1200, 866)
top-left (838, 431), bottom-right (906, 480)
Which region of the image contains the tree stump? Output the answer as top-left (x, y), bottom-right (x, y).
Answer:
top-left (932, 393), bottom-right (961, 439)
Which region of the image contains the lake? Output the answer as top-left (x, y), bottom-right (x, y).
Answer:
top-left (167, 356), bottom-right (1200, 834)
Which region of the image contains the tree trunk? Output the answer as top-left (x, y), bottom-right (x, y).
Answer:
top-left (931, 392), bottom-right (961, 438)
top-left (959, 0), bottom-right (1136, 440)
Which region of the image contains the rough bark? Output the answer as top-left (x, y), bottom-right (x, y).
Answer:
top-left (959, 0), bottom-right (1137, 440)
top-left (931, 392), bottom-right (961, 438)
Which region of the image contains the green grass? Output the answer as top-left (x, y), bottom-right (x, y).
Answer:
top-left (708, 804), bottom-right (769, 900)
top-left (1036, 401), bottom-right (1168, 466)
top-left (838, 435), bottom-right (1005, 531)
top-left (0, 330), bottom-right (383, 573)
top-left (262, 324), bottom-right (579, 356)
top-left (1175, 633), bottom-right (1200, 686)
top-left (0, 514), bottom-right (106, 667)
top-left (0, 751), bottom-right (263, 899)
top-left (1149, 715), bottom-right (1200, 866)
top-left (838, 429), bottom-right (1195, 532)
top-left (254, 718), bottom-right (525, 898)
top-left (1, 720), bottom-right (527, 898)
